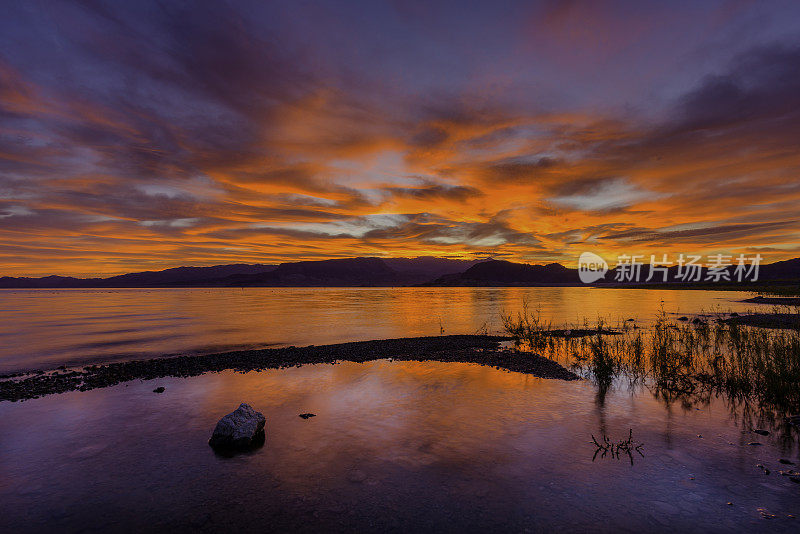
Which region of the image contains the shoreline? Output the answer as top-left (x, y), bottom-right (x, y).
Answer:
top-left (0, 335), bottom-right (578, 403)
top-left (724, 313), bottom-right (800, 329)
top-left (742, 296), bottom-right (800, 306)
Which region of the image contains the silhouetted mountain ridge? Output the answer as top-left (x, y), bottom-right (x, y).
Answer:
top-left (0, 257), bottom-right (478, 288)
top-left (429, 258), bottom-right (800, 287)
top-left (223, 258), bottom-right (396, 286)
top-left (429, 260), bottom-right (579, 286)
top-left (1, 256), bottom-right (798, 288)
top-left (0, 264), bottom-right (275, 288)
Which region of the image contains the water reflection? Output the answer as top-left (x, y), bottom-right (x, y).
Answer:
top-left (1, 360), bottom-right (798, 532)
top-left (502, 304), bottom-right (800, 445)
top-left (0, 287), bottom-right (754, 373)
top-left (591, 429), bottom-right (645, 464)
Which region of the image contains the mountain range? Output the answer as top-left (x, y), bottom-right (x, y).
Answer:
top-left (1, 256), bottom-right (798, 288)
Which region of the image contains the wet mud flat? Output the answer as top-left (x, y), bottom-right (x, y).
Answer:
top-left (0, 335), bottom-right (578, 402)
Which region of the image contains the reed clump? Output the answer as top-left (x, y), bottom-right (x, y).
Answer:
top-left (501, 305), bottom-right (800, 414)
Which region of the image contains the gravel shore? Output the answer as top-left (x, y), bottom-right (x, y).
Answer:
top-left (0, 335), bottom-right (578, 402)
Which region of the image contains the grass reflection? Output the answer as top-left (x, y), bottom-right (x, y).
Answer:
top-left (502, 303), bottom-right (800, 425)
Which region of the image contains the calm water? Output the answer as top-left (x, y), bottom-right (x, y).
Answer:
top-left (1, 360), bottom-right (798, 532)
top-left (0, 287), bottom-right (756, 373)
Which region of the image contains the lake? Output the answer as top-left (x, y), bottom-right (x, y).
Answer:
top-left (1, 359), bottom-right (798, 532)
top-left (2, 287), bottom-right (798, 532)
top-left (0, 287), bottom-right (757, 373)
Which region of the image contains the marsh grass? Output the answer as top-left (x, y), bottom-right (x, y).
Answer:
top-left (501, 304), bottom-right (800, 416)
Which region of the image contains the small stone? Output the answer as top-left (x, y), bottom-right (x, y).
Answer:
top-left (209, 403), bottom-right (266, 450)
top-left (299, 413), bottom-right (316, 419)
top-left (752, 429), bottom-right (769, 436)
top-left (726, 502), bottom-right (733, 506)
top-left (153, 386), bottom-right (165, 393)
top-left (678, 316), bottom-right (688, 321)
top-left (747, 442), bottom-right (762, 446)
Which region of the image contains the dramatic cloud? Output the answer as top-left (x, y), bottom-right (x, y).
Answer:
top-left (1, 0), bottom-right (800, 275)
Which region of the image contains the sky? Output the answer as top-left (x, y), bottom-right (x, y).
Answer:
top-left (2, 0), bottom-right (800, 276)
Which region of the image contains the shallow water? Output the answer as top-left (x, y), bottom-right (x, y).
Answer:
top-left (0, 287), bottom-right (755, 373)
top-left (1, 360), bottom-right (798, 533)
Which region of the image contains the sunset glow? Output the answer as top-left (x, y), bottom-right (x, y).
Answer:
top-left (2, 1), bottom-right (800, 276)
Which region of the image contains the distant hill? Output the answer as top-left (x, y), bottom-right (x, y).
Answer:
top-left (1, 256), bottom-right (798, 288)
top-left (428, 260), bottom-right (579, 286)
top-left (383, 257), bottom-right (481, 284)
top-left (0, 264), bottom-right (275, 288)
top-left (0, 257), bottom-right (478, 288)
top-left (0, 274), bottom-right (104, 289)
top-left (218, 257), bottom-right (481, 286)
top-left (760, 257), bottom-right (800, 281)
top-left (427, 257), bottom-right (800, 287)
top-left (101, 264), bottom-right (277, 286)
top-left (220, 257), bottom-right (397, 286)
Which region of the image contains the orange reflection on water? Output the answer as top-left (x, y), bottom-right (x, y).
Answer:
top-left (1, 358), bottom-right (799, 531)
top-left (0, 287), bottom-right (754, 374)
